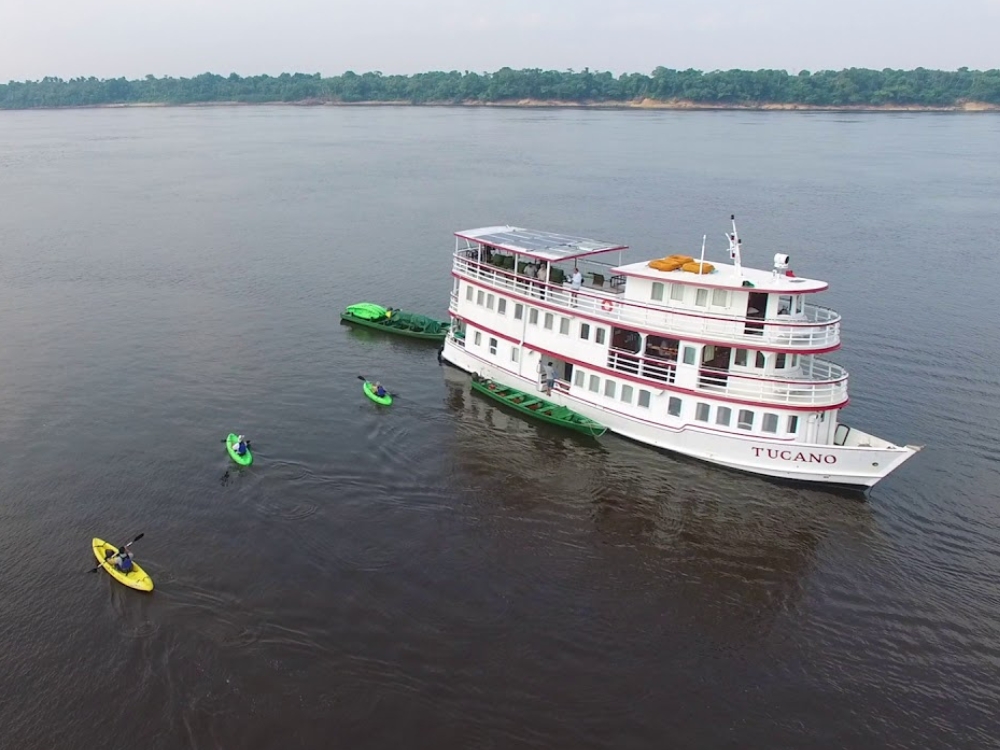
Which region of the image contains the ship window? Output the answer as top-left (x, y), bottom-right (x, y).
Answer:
top-left (466, 286), bottom-right (473, 301)
top-left (489, 337), bottom-right (497, 355)
top-left (498, 298), bottom-right (507, 315)
top-left (737, 409), bottom-right (754, 430)
top-left (651, 282), bottom-right (664, 301)
top-left (559, 317), bottom-right (570, 335)
top-left (529, 308), bottom-right (538, 325)
top-left (486, 294), bottom-right (494, 310)
top-left (695, 402), bottom-right (710, 422)
top-left (712, 289), bottom-right (728, 307)
top-left (787, 415), bottom-right (799, 433)
top-left (514, 303), bottom-right (523, 320)
top-left (795, 295), bottom-right (804, 313)
top-left (511, 346), bottom-right (519, 362)
top-left (477, 290), bottom-right (484, 306)
top-left (790, 354), bottom-right (799, 368)
top-left (544, 313), bottom-right (554, 330)
top-left (735, 348), bottom-right (748, 366)
top-left (604, 380), bottom-right (616, 398)
top-left (621, 384), bottom-right (634, 403)
top-left (670, 284), bottom-right (685, 302)
top-left (574, 370), bottom-right (585, 387)
top-left (762, 413), bottom-right (779, 433)
top-left (667, 397), bottom-right (682, 417)
top-left (716, 406), bottom-right (732, 426)
top-left (776, 353), bottom-right (787, 369)
top-left (588, 375), bottom-right (600, 393)
top-left (755, 351), bottom-right (766, 368)
top-left (695, 289), bottom-right (708, 307)
top-left (580, 323), bottom-right (591, 340)
top-left (638, 389), bottom-right (651, 408)
top-left (595, 328), bottom-right (606, 345)
top-left (683, 346), bottom-right (696, 365)
top-left (473, 331), bottom-right (482, 346)
top-left (778, 295), bottom-right (793, 315)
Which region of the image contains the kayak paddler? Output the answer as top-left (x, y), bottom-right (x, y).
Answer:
top-left (105, 546), bottom-right (134, 573)
top-left (234, 434), bottom-right (250, 456)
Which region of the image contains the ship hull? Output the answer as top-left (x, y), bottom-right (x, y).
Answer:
top-left (442, 340), bottom-right (918, 489)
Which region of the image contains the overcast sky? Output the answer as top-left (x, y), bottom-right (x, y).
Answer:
top-left (1, 0), bottom-right (997, 81)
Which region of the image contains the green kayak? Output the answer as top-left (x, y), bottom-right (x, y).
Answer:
top-left (345, 303), bottom-right (388, 321)
top-left (363, 381), bottom-right (392, 406)
top-left (226, 433), bottom-right (253, 465)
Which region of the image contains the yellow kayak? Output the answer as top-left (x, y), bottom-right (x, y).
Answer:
top-left (92, 538), bottom-right (154, 592)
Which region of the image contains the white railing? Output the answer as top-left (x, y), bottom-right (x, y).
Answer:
top-left (607, 349), bottom-right (676, 384)
top-left (802, 305), bottom-right (840, 324)
top-left (604, 347), bottom-right (848, 406)
top-left (453, 255), bottom-right (841, 349)
top-left (696, 362), bottom-right (848, 406)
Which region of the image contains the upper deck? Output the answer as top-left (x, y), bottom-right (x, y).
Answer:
top-left (452, 224), bottom-right (841, 352)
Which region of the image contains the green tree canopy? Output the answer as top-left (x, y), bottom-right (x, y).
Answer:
top-left (2, 67), bottom-right (998, 109)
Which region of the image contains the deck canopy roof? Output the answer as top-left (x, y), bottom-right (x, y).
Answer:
top-left (456, 226), bottom-right (628, 263)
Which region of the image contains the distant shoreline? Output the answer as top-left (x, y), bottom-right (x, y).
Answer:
top-left (7, 97), bottom-right (999, 113)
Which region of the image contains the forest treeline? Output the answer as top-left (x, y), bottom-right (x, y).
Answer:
top-left (2, 67), bottom-right (999, 109)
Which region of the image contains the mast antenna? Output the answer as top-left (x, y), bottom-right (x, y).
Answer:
top-left (725, 214), bottom-right (744, 277)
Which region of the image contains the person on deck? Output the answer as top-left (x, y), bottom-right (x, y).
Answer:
top-left (570, 267), bottom-right (583, 306)
top-left (544, 362), bottom-right (556, 395)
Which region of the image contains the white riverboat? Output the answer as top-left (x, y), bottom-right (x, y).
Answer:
top-left (440, 218), bottom-right (921, 488)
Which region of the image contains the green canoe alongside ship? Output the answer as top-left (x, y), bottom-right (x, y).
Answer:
top-left (470, 377), bottom-right (607, 437)
top-left (341, 302), bottom-right (450, 341)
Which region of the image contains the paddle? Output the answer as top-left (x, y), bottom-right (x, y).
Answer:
top-left (356, 375), bottom-right (396, 398)
top-left (88, 533), bottom-right (144, 573)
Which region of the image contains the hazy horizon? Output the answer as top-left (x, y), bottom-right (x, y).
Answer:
top-left (1, 0), bottom-right (998, 82)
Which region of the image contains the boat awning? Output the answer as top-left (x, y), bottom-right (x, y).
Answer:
top-left (455, 226), bottom-right (628, 263)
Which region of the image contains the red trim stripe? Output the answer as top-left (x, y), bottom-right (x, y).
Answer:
top-left (453, 344), bottom-right (804, 441)
top-left (615, 267), bottom-right (830, 294)
top-left (455, 273), bottom-right (841, 356)
top-left (452, 315), bottom-right (848, 412)
top-left (456, 257), bottom-right (836, 329)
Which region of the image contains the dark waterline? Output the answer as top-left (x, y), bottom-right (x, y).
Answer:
top-left (0, 107), bottom-right (998, 749)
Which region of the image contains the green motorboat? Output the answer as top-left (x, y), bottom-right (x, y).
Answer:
top-left (341, 302), bottom-right (450, 341)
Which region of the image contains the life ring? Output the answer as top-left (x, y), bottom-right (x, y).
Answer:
top-left (601, 299), bottom-right (614, 312)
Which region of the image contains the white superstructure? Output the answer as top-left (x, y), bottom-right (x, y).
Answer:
top-left (440, 219), bottom-right (921, 488)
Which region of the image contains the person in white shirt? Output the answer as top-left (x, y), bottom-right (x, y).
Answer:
top-left (570, 267), bottom-right (583, 306)
top-left (544, 361), bottom-right (556, 394)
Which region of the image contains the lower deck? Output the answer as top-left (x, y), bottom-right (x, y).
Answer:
top-left (448, 321), bottom-right (839, 446)
top-left (442, 334), bottom-right (919, 487)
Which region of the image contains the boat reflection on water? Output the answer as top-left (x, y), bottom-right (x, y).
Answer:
top-left (439, 365), bottom-right (877, 638)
